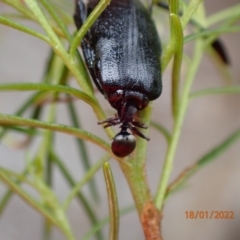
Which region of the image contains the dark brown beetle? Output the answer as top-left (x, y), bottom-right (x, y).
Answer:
top-left (74, 0), bottom-right (162, 157)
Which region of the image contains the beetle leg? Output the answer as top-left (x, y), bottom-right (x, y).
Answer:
top-left (129, 126), bottom-right (150, 141)
top-left (132, 121), bottom-right (148, 129)
top-left (102, 123), bottom-right (116, 128)
top-left (98, 116), bottom-right (121, 128)
top-left (98, 115), bottom-right (118, 124)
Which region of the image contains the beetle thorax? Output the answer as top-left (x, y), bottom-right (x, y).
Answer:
top-left (107, 89), bottom-right (149, 121)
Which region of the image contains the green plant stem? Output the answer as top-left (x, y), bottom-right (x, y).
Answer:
top-left (0, 168), bottom-right (74, 240)
top-left (0, 15), bottom-right (49, 42)
top-left (42, 109), bottom-right (56, 240)
top-left (0, 168), bottom-right (29, 215)
top-left (0, 83), bottom-right (108, 123)
top-left (0, 92), bottom-right (43, 140)
top-left (120, 159), bottom-right (161, 239)
top-left (0, 83), bottom-right (93, 101)
top-left (169, 0), bottom-right (179, 14)
top-left (0, 126), bottom-right (38, 135)
top-left (103, 163), bottom-right (119, 240)
top-left (1, 0), bottom-right (37, 21)
top-left (82, 205), bottom-right (134, 240)
top-left (181, 0), bottom-right (203, 29)
top-left (43, 219), bottom-right (52, 240)
top-left (24, 0), bottom-right (92, 95)
top-left (155, 39), bottom-right (204, 210)
top-left (40, 0), bottom-right (71, 41)
top-left (34, 50), bottom-right (63, 177)
top-left (40, 51), bottom-right (81, 240)
top-left (190, 86), bottom-right (240, 98)
top-left (0, 113), bottom-right (112, 155)
top-left (67, 101), bottom-right (100, 202)
top-left (185, 26), bottom-right (240, 43)
top-left (51, 151), bottom-right (103, 240)
top-left (161, 0), bottom-right (202, 71)
top-left (119, 106), bottom-right (152, 212)
top-left (33, 105), bottom-right (55, 173)
top-left (203, 12), bottom-right (240, 50)
top-left (165, 127), bottom-right (240, 201)
top-left (150, 121), bottom-right (171, 144)
top-left (0, 82), bottom-right (115, 140)
top-left (170, 13), bottom-right (183, 119)
top-left (118, 105), bottom-right (162, 239)
top-left (206, 3), bottom-right (240, 26)
top-left (119, 157), bottom-right (154, 214)
top-left (36, 56), bottom-right (60, 238)
top-left (62, 154), bottom-right (111, 210)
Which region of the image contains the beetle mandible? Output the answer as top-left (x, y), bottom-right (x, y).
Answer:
top-left (74, 0), bottom-right (162, 158)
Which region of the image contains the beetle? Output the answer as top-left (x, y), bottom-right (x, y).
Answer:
top-left (74, 0), bottom-right (162, 157)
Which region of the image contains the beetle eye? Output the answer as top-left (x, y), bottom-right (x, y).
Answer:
top-left (111, 132), bottom-right (136, 158)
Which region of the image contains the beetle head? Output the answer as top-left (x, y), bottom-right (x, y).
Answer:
top-left (111, 130), bottom-right (136, 158)
top-left (99, 91), bottom-right (150, 157)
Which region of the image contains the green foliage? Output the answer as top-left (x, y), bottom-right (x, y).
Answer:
top-left (0, 0), bottom-right (240, 239)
